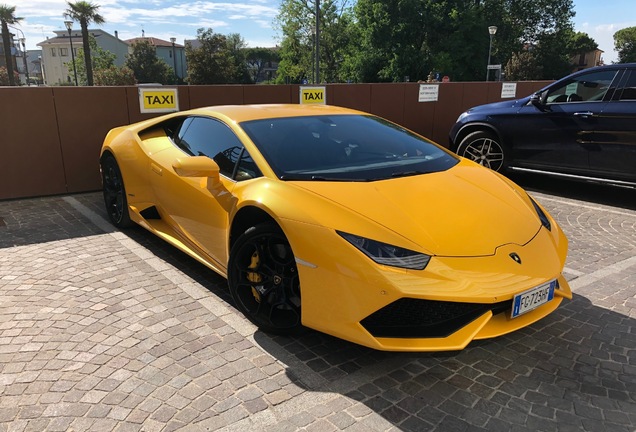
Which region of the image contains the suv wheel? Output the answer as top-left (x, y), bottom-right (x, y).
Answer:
top-left (457, 131), bottom-right (507, 172)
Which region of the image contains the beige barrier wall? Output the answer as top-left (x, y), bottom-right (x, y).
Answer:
top-left (0, 81), bottom-right (550, 200)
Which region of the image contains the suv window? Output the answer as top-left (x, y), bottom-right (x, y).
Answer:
top-left (546, 70), bottom-right (619, 104)
top-left (617, 71), bottom-right (636, 101)
top-left (176, 117), bottom-right (262, 181)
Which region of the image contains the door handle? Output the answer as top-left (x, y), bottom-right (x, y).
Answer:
top-left (573, 112), bottom-right (594, 119)
top-left (151, 162), bottom-right (163, 175)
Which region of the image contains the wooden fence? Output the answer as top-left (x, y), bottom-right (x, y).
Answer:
top-left (0, 81), bottom-right (549, 200)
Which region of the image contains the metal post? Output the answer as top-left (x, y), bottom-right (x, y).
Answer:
top-left (19, 38), bottom-right (29, 85)
top-left (170, 37), bottom-right (178, 83)
top-left (486, 26), bottom-right (497, 82)
top-left (315, 0), bottom-right (320, 84)
top-left (64, 20), bottom-right (79, 86)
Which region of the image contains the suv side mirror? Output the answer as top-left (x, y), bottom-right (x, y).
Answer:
top-left (530, 91), bottom-right (550, 112)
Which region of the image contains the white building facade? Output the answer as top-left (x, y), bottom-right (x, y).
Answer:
top-left (37, 29), bottom-right (129, 86)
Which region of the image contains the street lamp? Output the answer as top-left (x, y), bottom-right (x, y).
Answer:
top-left (315, 0), bottom-right (320, 84)
top-left (486, 25), bottom-right (497, 81)
top-left (64, 20), bottom-right (79, 86)
top-left (19, 37), bottom-right (30, 85)
top-left (170, 37), bottom-right (178, 83)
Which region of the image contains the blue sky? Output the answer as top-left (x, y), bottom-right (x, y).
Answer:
top-left (14, 0), bottom-right (635, 64)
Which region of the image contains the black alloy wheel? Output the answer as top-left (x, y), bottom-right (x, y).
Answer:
top-left (101, 155), bottom-right (133, 228)
top-left (457, 130), bottom-right (507, 172)
top-left (228, 223), bottom-right (304, 335)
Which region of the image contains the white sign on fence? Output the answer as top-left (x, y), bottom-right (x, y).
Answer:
top-left (418, 84), bottom-right (439, 102)
top-left (501, 83), bottom-right (517, 99)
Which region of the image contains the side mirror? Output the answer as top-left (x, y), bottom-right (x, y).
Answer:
top-left (530, 91), bottom-right (549, 112)
top-left (173, 156), bottom-right (220, 179)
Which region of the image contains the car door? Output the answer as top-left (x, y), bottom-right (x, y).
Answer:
top-left (588, 69), bottom-right (636, 183)
top-left (150, 116), bottom-right (259, 267)
top-left (507, 69), bottom-right (620, 173)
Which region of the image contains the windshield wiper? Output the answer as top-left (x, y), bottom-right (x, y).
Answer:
top-left (310, 175), bottom-right (368, 182)
top-left (391, 170), bottom-right (426, 178)
top-left (280, 174), bottom-right (367, 182)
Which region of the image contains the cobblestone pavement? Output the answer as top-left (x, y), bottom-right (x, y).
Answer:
top-left (1, 178), bottom-right (635, 432)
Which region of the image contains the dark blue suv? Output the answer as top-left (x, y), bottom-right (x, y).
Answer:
top-left (449, 64), bottom-right (636, 187)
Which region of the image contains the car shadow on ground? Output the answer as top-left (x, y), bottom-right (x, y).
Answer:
top-left (254, 292), bottom-right (636, 431)
top-left (121, 221), bottom-right (636, 432)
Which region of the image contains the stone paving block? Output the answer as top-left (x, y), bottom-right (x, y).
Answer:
top-left (1, 187), bottom-right (636, 431)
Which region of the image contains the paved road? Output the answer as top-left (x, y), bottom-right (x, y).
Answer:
top-left (0, 177), bottom-right (635, 431)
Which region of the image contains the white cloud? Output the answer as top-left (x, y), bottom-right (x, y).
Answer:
top-left (577, 21), bottom-right (636, 64)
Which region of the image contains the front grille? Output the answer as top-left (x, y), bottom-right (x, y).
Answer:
top-left (361, 298), bottom-right (512, 338)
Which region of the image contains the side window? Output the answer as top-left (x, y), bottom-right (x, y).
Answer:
top-left (617, 71), bottom-right (636, 101)
top-left (546, 70), bottom-right (619, 104)
top-left (177, 117), bottom-right (261, 181)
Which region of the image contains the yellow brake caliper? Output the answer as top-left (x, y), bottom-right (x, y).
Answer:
top-left (247, 250), bottom-right (262, 303)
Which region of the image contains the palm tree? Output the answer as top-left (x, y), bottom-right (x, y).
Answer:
top-left (0, 4), bottom-right (22, 86)
top-left (64, 1), bottom-right (104, 86)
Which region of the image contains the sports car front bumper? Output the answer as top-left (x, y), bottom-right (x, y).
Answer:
top-left (283, 218), bottom-right (571, 352)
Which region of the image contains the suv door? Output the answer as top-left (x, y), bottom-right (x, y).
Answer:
top-left (508, 69), bottom-right (621, 174)
top-left (588, 69), bottom-right (636, 183)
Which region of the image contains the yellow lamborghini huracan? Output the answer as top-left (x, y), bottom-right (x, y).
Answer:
top-left (100, 104), bottom-right (571, 352)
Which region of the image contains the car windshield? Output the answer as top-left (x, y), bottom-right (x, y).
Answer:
top-left (240, 114), bottom-right (458, 181)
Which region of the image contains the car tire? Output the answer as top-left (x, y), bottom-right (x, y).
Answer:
top-left (456, 130), bottom-right (508, 172)
top-left (228, 223), bottom-right (304, 336)
top-left (100, 154), bottom-right (133, 228)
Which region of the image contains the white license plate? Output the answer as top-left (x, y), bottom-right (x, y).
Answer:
top-left (511, 280), bottom-right (556, 318)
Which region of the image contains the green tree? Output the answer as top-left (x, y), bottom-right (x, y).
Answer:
top-left (226, 33), bottom-right (251, 83)
top-left (125, 40), bottom-right (173, 84)
top-left (481, 0), bottom-right (575, 80)
top-left (275, 0), bottom-right (355, 84)
top-left (246, 47), bottom-right (279, 83)
top-left (614, 26), bottom-right (636, 63)
top-left (568, 31), bottom-right (598, 55)
top-left (504, 50), bottom-right (543, 81)
top-left (64, 1), bottom-right (105, 86)
top-left (95, 65), bottom-right (136, 85)
top-left (352, 0), bottom-right (479, 82)
top-left (345, 0), bottom-right (576, 82)
top-left (0, 4), bottom-right (22, 86)
top-left (66, 34), bottom-right (115, 85)
top-left (185, 28), bottom-right (235, 84)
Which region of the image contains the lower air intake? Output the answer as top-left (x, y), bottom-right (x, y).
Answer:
top-left (361, 298), bottom-right (511, 338)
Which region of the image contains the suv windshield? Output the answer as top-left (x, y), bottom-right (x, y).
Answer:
top-left (241, 115), bottom-right (458, 181)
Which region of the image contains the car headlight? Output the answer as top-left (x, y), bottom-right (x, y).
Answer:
top-left (456, 111), bottom-right (469, 123)
top-left (337, 231), bottom-right (431, 270)
top-left (529, 196), bottom-right (552, 231)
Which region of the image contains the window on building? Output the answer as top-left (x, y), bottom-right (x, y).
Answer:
top-left (60, 48), bottom-right (68, 56)
top-left (51, 48), bottom-right (57, 57)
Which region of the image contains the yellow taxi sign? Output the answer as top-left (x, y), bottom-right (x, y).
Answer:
top-left (299, 86), bottom-right (326, 105)
top-left (138, 87), bottom-right (179, 113)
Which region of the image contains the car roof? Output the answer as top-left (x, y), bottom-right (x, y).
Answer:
top-left (184, 104), bottom-right (365, 123)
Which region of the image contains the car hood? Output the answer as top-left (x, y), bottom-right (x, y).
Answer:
top-left (291, 161), bottom-right (540, 257)
top-left (466, 96), bottom-right (531, 114)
